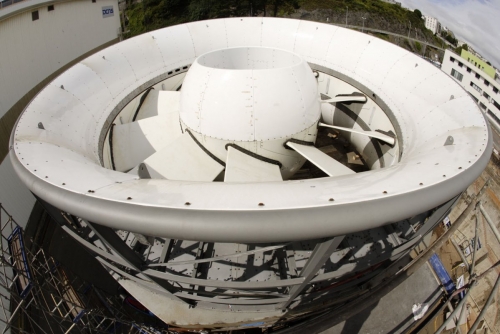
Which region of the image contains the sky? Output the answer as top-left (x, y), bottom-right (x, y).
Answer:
top-left (398, 0), bottom-right (500, 69)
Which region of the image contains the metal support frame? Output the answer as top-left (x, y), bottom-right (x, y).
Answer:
top-left (433, 285), bottom-right (475, 334)
top-left (280, 236), bottom-right (345, 309)
top-left (83, 219), bottom-right (144, 269)
top-left (451, 237), bottom-right (470, 271)
top-left (479, 203), bottom-right (500, 244)
top-left (467, 274), bottom-right (500, 334)
top-left (453, 214), bottom-right (481, 334)
top-left (0, 204), bottom-right (167, 334)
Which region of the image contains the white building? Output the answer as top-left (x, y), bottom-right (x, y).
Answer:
top-left (424, 15), bottom-right (441, 35)
top-left (441, 49), bottom-right (500, 128)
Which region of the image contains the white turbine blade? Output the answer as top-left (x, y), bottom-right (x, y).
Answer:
top-left (112, 92), bottom-right (182, 172)
top-left (224, 146), bottom-right (282, 182)
top-left (134, 89), bottom-right (160, 120)
top-left (286, 142), bottom-right (354, 177)
top-left (321, 94), bottom-right (367, 104)
top-left (318, 122), bottom-right (395, 146)
top-left (140, 132), bottom-right (224, 181)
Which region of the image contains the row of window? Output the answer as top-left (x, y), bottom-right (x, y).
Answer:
top-left (450, 57), bottom-right (499, 95)
top-left (494, 100), bottom-right (500, 112)
top-left (452, 68), bottom-right (500, 113)
top-left (32, 5), bottom-right (53, 20)
top-left (470, 81), bottom-right (481, 93)
top-left (467, 57), bottom-right (486, 71)
top-left (487, 109), bottom-right (500, 127)
top-left (32, 1), bottom-right (96, 21)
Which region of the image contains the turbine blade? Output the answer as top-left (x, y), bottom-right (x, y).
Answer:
top-left (134, 89), bottom-right (160, 120)
top-left (321, 94), bottom-right (367, 104)
top-left (140, 132), bottom-right (224, 181)
top-left (286, 142), bottom-right (354, 177)
top-left (111, 92), bottom-right (182, 171)
top-left (224, 146), bottom-right (282, 182)
top-left (318, 122), bottom-right (395, 146)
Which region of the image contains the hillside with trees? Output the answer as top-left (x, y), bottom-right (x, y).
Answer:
top-left (122, 0), bottom-right (445, 52)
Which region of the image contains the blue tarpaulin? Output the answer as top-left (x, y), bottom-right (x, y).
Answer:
top-left (429, 253), bottom-right (456, 295)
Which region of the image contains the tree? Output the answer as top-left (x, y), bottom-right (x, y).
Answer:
top-left (413, 9), bottom-right (422, 19)
top-left (455, 44), bottom-right (468, 55)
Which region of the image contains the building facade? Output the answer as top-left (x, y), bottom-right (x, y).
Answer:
top-left (441, 49), bottom-right (500, 127)
top-left (0, 0), bottom-right (121, 228)
top-left (460, 49), bottom-right (496, 79)
top-left (424, 15), bottom-right (441, 35)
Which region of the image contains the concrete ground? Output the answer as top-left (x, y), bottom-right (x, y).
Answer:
top-left (320, 263), bottom-right (442, 334)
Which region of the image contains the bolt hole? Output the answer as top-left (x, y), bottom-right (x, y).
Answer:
top-left (258, 203), bottom-right (265, 206)
top-left (185, 202), bottom-right (191, 206)
top-left (127, 197), bottom-right (132, 200)
top-left (329, 198), bottom-right (334, 202)
top-left (419, 183), bottom-right (423, 186)
top-left (383, 191), bottom-right (387, 194)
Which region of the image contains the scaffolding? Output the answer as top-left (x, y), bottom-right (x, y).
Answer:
top-left (0, 203), bottom-right (175, 334)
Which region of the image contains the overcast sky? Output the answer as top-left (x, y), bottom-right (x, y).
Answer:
top-left (398, 0), bottom-right (500, 69)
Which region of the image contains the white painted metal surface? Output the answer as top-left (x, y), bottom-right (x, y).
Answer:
top-left (10, 18), bottom-right (492, 243)
top-left (180, 47), bottom-right (320, 142)
top-left (318, 122), bottom-right (395, 146)
top-left (112, 91), bottom-right (182, 171)
top-left (317, 73), bottom-right (399, 169)
top-left (286, 142), bottom-right (354, 177)
top-left (0, 156), bottom-right (35, 227)
top-left (0, 0), bottom-right (119, 226)
top-left (0, 0), bottom-right (120, 119)
top-left (224, 147), bottom-right (282, 182)
top-left (321, 95), bottom-right (367, 103)
top-left (141, 132), bottom-right (224, 181)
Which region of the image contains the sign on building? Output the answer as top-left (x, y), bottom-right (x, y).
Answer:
top-left (102, 6), bottom-right (114, 18)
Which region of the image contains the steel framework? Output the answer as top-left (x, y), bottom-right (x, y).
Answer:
top-left (0, 203), bottom-right (176, 334)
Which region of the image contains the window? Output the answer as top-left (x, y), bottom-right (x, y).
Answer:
top-left (48, 5), bottom-right (54, 11)
top-left (483, 92), bottom-right (490, 100)
top-left (479, 102), bottom-right (486, 110)
top-left (470, 81), bottom-right (482, 93)
top-left (450, 56), bottom-right (455, 63)
top-left (458, 62), bottom-right (463, 68)
top-left (484, 80), bottom-right (490, 86)
top-left (471, 95), bottom-right (479, 103)
top-left (451, 69), bottom-right (463, 82)
top-left (494, 100), bottom-right (500, 111)
top-left (32, 10), bottom-right (39, 21)
top-left (487, 110), bottom-right (500, 125)
top-left (467, 67), bottom-right (471, 73)
top-left (494, 87), bottom-right (499, 94)
top-left (475, 73), bottom-right (480, 79)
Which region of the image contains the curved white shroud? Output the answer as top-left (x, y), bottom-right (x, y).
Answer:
top-left (10, 17), bottom-right (491, 243)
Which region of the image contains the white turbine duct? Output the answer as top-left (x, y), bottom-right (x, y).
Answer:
top-left (10, 17), bottom-right (491, 243)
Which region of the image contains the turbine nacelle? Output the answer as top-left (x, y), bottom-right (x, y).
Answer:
top-left (179, 47), bottom-right (321, 179)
